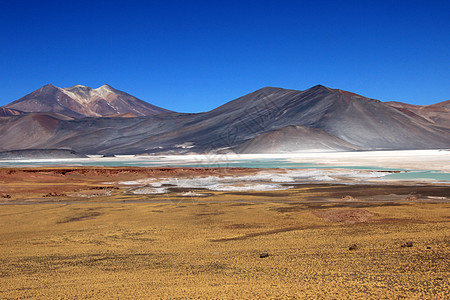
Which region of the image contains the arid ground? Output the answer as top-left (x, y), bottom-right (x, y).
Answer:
top-left (1, 167), bottom-right (449, 299)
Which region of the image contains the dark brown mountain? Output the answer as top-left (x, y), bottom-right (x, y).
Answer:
top-left (3, 84), bottom-right (172, 118)
top-left (0, 85), bottom-right (448, 155)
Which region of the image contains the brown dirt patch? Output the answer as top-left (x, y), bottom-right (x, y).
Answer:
top-left (225, 223), bottom-right (263, 229)
top-left (211, 225), bottom-right (322, 242)
top-left (314, 209), bottom-right (375, 224)
top-left (57, 211), bottom-right (102, 223)
top-left (0, 167), bottom-right (262, 181)
top-left (196, 212), bottom-right (225, 216)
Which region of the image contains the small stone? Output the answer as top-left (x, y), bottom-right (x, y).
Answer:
top-left (401, 241), bottom-right (413, 248)
top-left (259, 253), bottom-right (269, 258)
top-left (348, 244), bottom-right (358, 251)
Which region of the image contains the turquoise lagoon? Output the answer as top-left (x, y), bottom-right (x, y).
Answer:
top-left (0, 156), bottom-right (448, 182)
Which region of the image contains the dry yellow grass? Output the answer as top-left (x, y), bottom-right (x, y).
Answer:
top-left (1, 199), bottom-right (449, 299)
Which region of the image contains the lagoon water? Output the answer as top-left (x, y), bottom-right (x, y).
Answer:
top-left (0, 153), bottom-right (449, 183)
top-left (0, 156), bottom-right (396, 169)
top-left (383, 170), bottom-right (450, 182)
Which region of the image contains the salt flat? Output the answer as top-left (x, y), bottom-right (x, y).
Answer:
top-left (2, 149), bottom-right (449, 171)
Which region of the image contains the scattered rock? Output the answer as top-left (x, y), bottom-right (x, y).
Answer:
top-left (401, 241), bottom-right (413, 248)
top-left (348, 244), bottom-right (358, 251)
top-left (260, 253), bottom-right (269, 258)
top-left (404, 195), bottom-right (418, 201)
top-left (92, 186), bottom-right (119, 190)
top-left (341, 195), bottom-right (357, 201)
top-left (43, 192), bottom-right (65, 197)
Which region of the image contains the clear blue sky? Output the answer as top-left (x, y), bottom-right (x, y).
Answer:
top-left (0, 0), bottom-right (449, 112)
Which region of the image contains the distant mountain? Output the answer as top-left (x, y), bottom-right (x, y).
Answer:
top-left (3, 84), bottom-right (172, 118)
top-left (386, 100), bottom-right (450, 129)
top-left (0, 85), bottom-right (448, 154)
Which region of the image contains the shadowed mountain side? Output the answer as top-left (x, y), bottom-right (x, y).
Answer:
top-left (0, 149), bottom-right (87, 160)
top-left (253, 85), bottom-right (450, 150)
top-left (34, 113), bottom-right (197, 154)
top-left (237, 125), bottom-right (358, 153)
top-left (141, 85), bottom-right (450, 152)
top-left (0, 113), bottom-right (67, 150)
top-left (4, 84), bottom-right (172, 118)
top-left (116, 86), bottom-right (328, 153)
top-left (387, 100), bottom-right (450, 129)
top-left (0, 107), bottom-right (25, 117)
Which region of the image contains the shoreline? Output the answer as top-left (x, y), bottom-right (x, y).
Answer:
top-left (1, 166), bottom-right (449, 205)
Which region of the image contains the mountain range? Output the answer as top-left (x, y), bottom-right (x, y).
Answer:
top-left (0, 84), bottom-right (449, 155)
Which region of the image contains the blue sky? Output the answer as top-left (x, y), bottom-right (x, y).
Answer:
top-left (0, 0), bottom-right (449, 112)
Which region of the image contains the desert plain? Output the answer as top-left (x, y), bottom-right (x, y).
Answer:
top-left (0, 151), bottom-right (449, 299)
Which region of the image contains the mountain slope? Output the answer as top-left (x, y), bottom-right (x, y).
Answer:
top-left (143, 85), bottom-right (450, 152)
top-left (0, 113), bottom-right (66, 150)
top-left (237, 125), bottom-right (358, 153)
top-left (386, 100), bottom-right (450, 129)
top-left (3, 84), bottom-right (172, 118)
